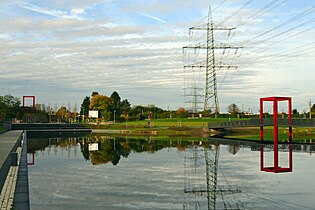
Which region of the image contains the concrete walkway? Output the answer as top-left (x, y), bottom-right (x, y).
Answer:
top-left (0, 130), bottom-right (30, 210)
top-left (0, 131), bottom-right (22, 191)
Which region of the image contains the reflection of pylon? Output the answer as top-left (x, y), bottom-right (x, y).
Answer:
top-left (184, 144), bottom-right (243, 210)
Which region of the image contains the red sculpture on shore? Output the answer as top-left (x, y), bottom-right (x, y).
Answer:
top-left (22, 96), bottom-right (36, 111)
top-left (259, 97), bottom-right (293, 173)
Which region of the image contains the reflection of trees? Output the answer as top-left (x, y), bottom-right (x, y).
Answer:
top-left (227, 145), bottom-right (240, 155)
top-left (80, 140), bottom-right (90, 161)
top-left (89, 140), bottom-right (130, 165)
top-left (27, 135), bottom-right (209, 165)
top-left (27, 136), bottom-right (315, 166)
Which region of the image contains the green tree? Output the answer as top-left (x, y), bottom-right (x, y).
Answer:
top-left (110, 91), bottom-right (121, 116)
top-left (91, 91), bottom-right (99, 97)
top-left (311, 104), bottom-right (315, 116)
top-left (120, 99), bottom-right (131, 120)
top-left (0, 94), bottom-right (21, 120)
top-left (80, 96), bottom-right (90, 117)
top-left (293, 109), bottom-right (298, 115)
top-left (227, 103), bottom-right (240, 114)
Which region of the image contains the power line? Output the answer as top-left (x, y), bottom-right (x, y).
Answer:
top-left (243, 6), bottom-right (315, 45)
top-left (183, 6), bottom-right (242, 113)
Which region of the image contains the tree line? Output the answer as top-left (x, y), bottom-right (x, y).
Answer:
top-left (0, 92), bottom-right (311, 123)
top-left (80, 91), bottom-right (173, 122)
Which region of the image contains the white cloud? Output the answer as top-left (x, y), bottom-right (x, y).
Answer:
top-left (71, 8), bottom-right (84, 16)
top-left (1, 0), bottom-right (315, 111)
top-left (20, 3), bottom-right (84, 20)
top-left (139, 13), bottom-right (167, 23)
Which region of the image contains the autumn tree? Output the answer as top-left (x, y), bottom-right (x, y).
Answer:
top-left (176, 107), bottom-right (188, 118)
top-left (89, 93), bottom-right (113, 121)
top-left (55, 106), bottom-right (69, 120)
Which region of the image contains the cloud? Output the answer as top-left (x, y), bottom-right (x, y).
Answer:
top-left (71, 8), bottom-right (84, 16)
top-left (1, 0), bottom-right (315, 111)
top-left (20, 2), bottom-right (84, 20)
top-left (139, 13), bottom-right (167, 23)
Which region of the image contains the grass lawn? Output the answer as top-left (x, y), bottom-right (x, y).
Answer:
top-left (90, 118), bottom-right (251, 130)
top-left (0, 127), bottom-right (6, 133)
top-left (88, 118), bottom-right (315, 143)
top-left (225, 126), bottom-right (315, 143)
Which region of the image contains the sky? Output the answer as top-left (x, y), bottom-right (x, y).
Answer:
top-left (1, 0), bottom-right (315, 113)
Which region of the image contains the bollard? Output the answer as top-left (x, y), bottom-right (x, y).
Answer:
top-left (11, 152), bottom-right (18, 166)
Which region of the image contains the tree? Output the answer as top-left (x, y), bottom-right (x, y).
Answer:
top-left (176, 107), bottom-right (188, 118)
top-left (55, 106), bottom-right (68, 120)
top-left (120, 99), bottom-right (131, 120)
top-left (227, 103), bottom-right (240, 114)
top-left (0, 94), bottom-right (21, 120)
top-left (89, 94), bottom-right (113, 121)
top-left (110, 91), bottom-right (121, 115)
top-left (228, 145), bottom-right (240, 155)
top-left (80, 96), bottom-right (90, 117)
top-left (91, 91), bottom-right (99, 97)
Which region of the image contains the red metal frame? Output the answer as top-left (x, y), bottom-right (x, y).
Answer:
top-left (22, 96), bottom-right (36, 111)
top-left (260, 96), bottom-right (292, 173)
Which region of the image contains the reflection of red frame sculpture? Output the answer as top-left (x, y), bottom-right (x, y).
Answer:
top-left (22, 96), bottom-right (36, 111)
top-left (260, 97), bottom-right (292, 173)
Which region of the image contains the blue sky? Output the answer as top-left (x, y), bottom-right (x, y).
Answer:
top-left (1, 0), bottom-right (315, 113)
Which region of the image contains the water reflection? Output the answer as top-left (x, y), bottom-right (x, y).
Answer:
top-left (183, 144), bottom-right (244, 210)
top-left (27, 135), bottom-right (315, 210)
top-left (28, 136), bottom-right (197, 166)
top-left (260, 144), bottom-right (293, 173)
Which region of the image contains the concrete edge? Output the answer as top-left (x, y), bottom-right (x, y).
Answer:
top-left (14, 131), bottom-right (30, 210)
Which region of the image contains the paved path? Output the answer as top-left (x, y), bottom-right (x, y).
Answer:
top-left (0, 130), bottom-right (30, 210)
top-left (0, 131), bottom-right (22, 191)
top-left (0, 147), bottom-right (21, 209)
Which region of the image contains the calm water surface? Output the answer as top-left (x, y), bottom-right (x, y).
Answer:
top-left (27, 136), bottom-right (315, 210)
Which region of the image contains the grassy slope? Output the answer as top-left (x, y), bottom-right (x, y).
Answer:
top-left (89, 118), bottom-right (315, 143)
top-left (225, 126), bottom-right (315, 143)
top-left (90, 118), bottom-right (250, 139)
top-left (91, 118), bottom-right (250, 129)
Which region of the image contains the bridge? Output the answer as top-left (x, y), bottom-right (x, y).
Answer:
top-left (208, 118), bottom-right (315, 129)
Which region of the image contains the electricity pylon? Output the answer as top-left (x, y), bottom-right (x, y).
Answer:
top-left (184, 144), bottom-right (243, 210)
top-left (184, 82), bottom-right (203, 114)
top-left (183, 6), bottom-right (242, 113)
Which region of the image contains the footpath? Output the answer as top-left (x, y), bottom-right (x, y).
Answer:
top-left (0, 130), bottom-right (29, 210)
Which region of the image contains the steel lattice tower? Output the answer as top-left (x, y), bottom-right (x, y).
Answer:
top-left (183, 6), bottom-right (242, 113)
top-left (183, 144), bottom-right (243, 210)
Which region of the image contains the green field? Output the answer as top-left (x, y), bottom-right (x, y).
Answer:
top-left (225, 126), bottom-right (315, 143)
top-left (88, 118), bottom-right (315, 143)
top-left (90, 118), bottom-right (250, 129)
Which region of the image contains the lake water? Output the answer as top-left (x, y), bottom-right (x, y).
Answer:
top-left (27, 135), bottom-right (315, 210)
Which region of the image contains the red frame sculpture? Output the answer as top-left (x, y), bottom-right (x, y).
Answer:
top-left (22, 95), bottom-right (36, 111)
top-left (260, 96), bottom-right (292, 173)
